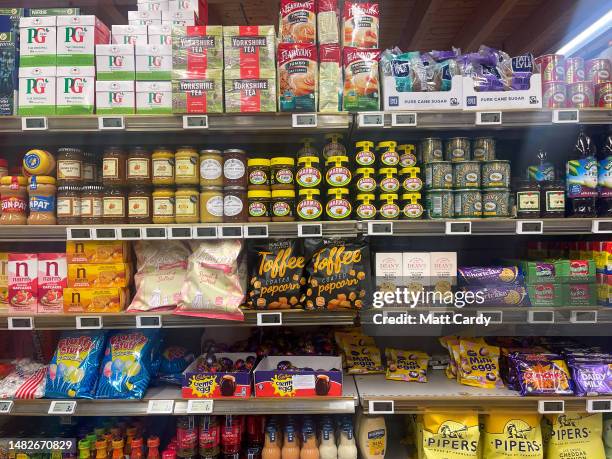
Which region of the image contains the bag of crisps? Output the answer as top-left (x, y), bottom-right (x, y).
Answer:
top-left (385, 348), bottom-right (429, 382)
top-left (346, 344), bottom-right (383, 374)
top-left (482, 411), bottom-right (543, 458)
top-left (459, 338), bottom-right (503, 389)
top-left (543, 412), bottom-right (605, 459)
top-left (422, 411), bottom-right (480, 459)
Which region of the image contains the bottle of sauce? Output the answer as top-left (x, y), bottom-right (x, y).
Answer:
top-left (318, 423), bottom-right (337, 459)
top-left (263, 425), bottom-right (281, 459)
top-left (356, 416), bottom-right (385, 459)
top-left (199, 416), bottom-right (221, 459)
top-left (95, 441), bottom-right (107, 459)
top-left (598, 135), bottom-right (612, 216)
top-left (281, 424), bottom-right (299, 459)
top-left (111, 439), bottom-right (124, 459)
top-left (79, 440), bottom-right (90, 459)
top-left (176, 416), bottom-right (197, 458)
top-left (146, 437), bottom-right (160, 459)
top-left (337, 425), bottom-right (357, 459)
top-left (130, 439), bottom-right (143, 459)
top-left (221, 415), bottom-right (242, 459)
top-left (300, 425), bottom-right (319, 459)
top-left (566, 130), bottom-right (598, 217)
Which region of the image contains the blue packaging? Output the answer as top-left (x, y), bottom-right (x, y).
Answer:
top-left (45, 330), bottom-right (107, 399)
top-left (0, 32), bottom-right (17, 115)
top-left (95, 329), bottom-right (161, 400)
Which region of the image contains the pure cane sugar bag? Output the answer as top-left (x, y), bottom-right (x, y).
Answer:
top-left (247, 239), bottom-right (305, 309)
top-left (422, 411), bottom-right (480, 459)
top-left (278, 43), bottom-right (317, 112)
top-left (319, 44), bottom-right (342, 113)
top-left (385, 349), bottom-right (429, 382)
top-left (543, 412), bottom-right (605, 459)
top-left (342, 2), bottom-right (379, 48)
top-left (343, 47), bottom-right (380, 111)
top-left (459, 338), bottom-right (503, 389)
top-left (278, 0), bottom-right (316, 44)
top-left (45, 330), bottom-right (106, 399)
top-left (482, 411), bottom-right (543, 458)
top-left (303, 237), bottom-right (371, 310)
top-left (176, 240), bottom-right (245, 320)
top-left (95, 329), bottom-right (161, 400)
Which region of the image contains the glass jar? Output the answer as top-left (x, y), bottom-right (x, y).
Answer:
top-left (379, 193), bottom-right (400, 220)
top-left (355, 193), bottom-right (377, 220)
top-left (176, 187), bottom-right (199, 223)
top-left (224, 188), bottom-right (247, 223)
top-left (0, 176), bottom-right (27, 225)
top-left (271, 189), bottom-right (295, 222)
top-left (81, 185), bottom-right (104, 225)
top-left (379, 168), bottom-right (400, 193)
top-left (400, 167), bottom-right (423, 192)
top-left (82, 151), bottom-right (97, 184)
top-left (102, 147), bottom-right (127, 187)
top-left (325, 188), bottom-right (352, 220)
top-left (541, 180), bottom-right (566, 218)
top-left (248, 158), bottom-right (271, 190)
top-left (401, 193), bottom-right (424, 219)
top-left (28, 176), bottom-right (57, 225)
top-left (297, 137), bottom-right (318, 158)
top-left (223, 149), bottom-right (247, 188)
top-left (398, 144), bottom-right (417, 168)
top-left (355, 140), bottom-right (375, 167)
top-left (377, 141), bottom-right (399, 167)
top-left (271, 157), bottom-right (295, 190)
top-left (0, 159), bottom-right (8, 178)
top-left (355, 167), bottom-right (377, 193)
top-left (325, 156), bottom-right (351, 188)
top-left (128, 186), bottom-right (152, 224)
top-left (175, 147), bottom-right (199, 186)
top-left (199, 149), bottom-right (223, 188)
top-left (56, 147), bottom-right (83, 186)
top-left (248, 190), bottom-right (271, 222)
top-left (127, 146), bottom-right (152, 185)
top-left (23, 149), bottom-right (56, 176)
top-left (322, 133), bottom-right (346, 160)
top-left (200, 188), bottom-right (223, 223)
top-left (296, 188), bottom-right (322, 221)
top-left (515, 180), bottom-right (541, 218)
top-left (296, 156), bottom-right (322, 189)
top-left (103, 186), bottom-right (127, 224)
top-left (152, 147), bottom-right (175, 186)
top-left (57, 185), bottom-right (81, 225)
top-left (153, 188), bottom-right (175, 224)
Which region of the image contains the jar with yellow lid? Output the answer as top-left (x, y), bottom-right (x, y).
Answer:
top-left (322, 133), bottom-right (346, 160)
top-left (248, 189), bottom-right (271, 222)
top-left (28, 176), bottom-right (57, 225)
top-left (398, 144), bottom-right (417, 167)
top-left (355, 194), bottom-right (377, 220)
top-left (23, 149), bottom-right (56, 176)
top-left (175, 147), bottom-right (199, 186)
top-left (379, 168), bottom-right (400, 193)
top-left (377, 141), bottom-right (399, 167)
top-left (175, 188), bottom-right (199, 223)
top-left (152, 188), bottom-right (175, 224)
top-left (325, 156), bottom-right (351, 188)
top-left (271, 157), bottom-right (295, 190)
top-left (200, 188), bottom-right (223, 223)
top-left (297, 188), bottom-right (323, 221)
top-left (0, 176), bottom-right (27, 225)
top-left (296, 156), bottom-right (322, 188)
top-left (355, 167), bottom-right (377, 193)
top-left (199, 149), bottom-right (223, 188)
top-left (325, 188), bottom-right (352, 220)
top-left (271, 189), bottom-right (295, 222)
top-left (247, 158), bottom-right (271, 190)
top-left (355, 140), bottom-right (375, 167)
top-left (379, 193), bottom-right (400, 220)
top-left (400, 167), bottom-right (423, 192)
top-left (297, 138), bottom-right (318, 158)
top-left (152, 148), bottom-right (175, 186)
top-left (401, 193), bottom-right (424, 219)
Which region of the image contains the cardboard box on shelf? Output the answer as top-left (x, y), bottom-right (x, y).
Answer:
top-left (111, 24), bottom-right (147, 45)
top-left (63, 287), bottom-right (129, 313)
top-left (148, 24), bottom-right (172, 45)
top-left (136, 81), bottom-right (172, 114)
top-left (56, 15), bottom-right (110, 67)
top-left (527, 283), bottom-right (564, 307)
top-left (8, 253), bottom-right (38, 314)
top-left (182, 353), bottom-right (255, 399)
top-left (169, 0), bottom-right (207, 22)
top-left (128, 10), bottom-right (162, 26)
top-left (67, 263), bottom-right (132, 288)
top-left (172, 68), bottom-right (222, 113)
top-left (403, 252), bottom-right (431, 290)
top-left (96, 80), bottom-right (135, 115)
top-left (28, 7), bottom-right (81, 16)
top-left (375, 252), bottom-right (402, 292)
top-left (96, 44), bottom-right (135, 81)
top-left (56, 65), bottom-right (95, 115)
top-left (431, 252), bottom-right (457, 290)
top-left (172, 25), bottom-right (222, 77)
top-left (37, 253), bottom-right (66, 314)
top-left (383, 75), bottom-right (463, 111)
top-left (19, 16), bottom-right (56, 67)
top-left (18, 66), bottom-right (56, 116)
top-left (224, 68), bottom-right (277, 113)
top-left (66, 241), bottom-right (131, 264)
top-left (462, 74), bottom-right (543, 111)
top-left (0, 32), bottom-right (17, 116)
top-left (0, 8), bottom-right (26, 36)
top-left (136, 44), bottom-right (172, 80)
top-left (137, 0), bottom-right (169, 12)
top-left (162, 10), bottom-right (198, 26)
top-left (223, 25), bottom-right (275, 70)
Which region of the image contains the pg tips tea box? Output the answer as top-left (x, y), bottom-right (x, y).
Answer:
top-left (135, 44), bottom-right (172, 80)
top-left (56, 66), bottom-right (95, 115)
top-left (19, 16), bottom-right (56, 67)
top-left (38, 253), bottom-right (67, 314)
top-left (96, 44), bottom-right (135, 81)
top-left (8, 253), bottom-right (38, 314)
top-left (136, 81), bottom-right (171, 114)
top-left (112, 25), bottom-right (147, 45)
top-left (18, 66), bottom-right (56, 116)
top-left (56, 15), bottom-right (110, 67)
top-left (96, 80), bottom-right (135, 115)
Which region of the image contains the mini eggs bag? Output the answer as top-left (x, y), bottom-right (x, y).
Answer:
top-left (459, 338), bottom-right (503, 389)
top-left (45, 330), bottom-right (106, 399)
top-left (95, 329), bottom-right (161, 399)
top-left (385, 349), bottom-right (429, 383)
top-left (346, 344), bottom-right (383, 374)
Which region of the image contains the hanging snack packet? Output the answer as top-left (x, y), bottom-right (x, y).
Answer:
top-left (95, 329), bottom-right (160, 399)
top-left (342, 1), bottom-right (379, 48)
top-left (278, 43), bottom-right (318, 112)
top-left (319, 44), bottom-right (342, 112)
top-left (543, 412), bottom-right (605, 459)
top-left (317, 0), bottom-right (339, 45)
top-left (439, 336), bottom-right (459, 379)
top-left (279, 0), bottom-right (316, 44)
top-left (45, 330), bottom-right (106, 399)
top-left (459, 338), bottom-right (503, 389)
top-left (482, 411), bottom-right (543, 459)
top-left (422, 411), bottom-right (480, 458)
top-left (385, 349), bottom-right (429, 382)
top-left (346, 344), bottom-right (383, 374)
top-left (343, 47), bottom-right (380, 111)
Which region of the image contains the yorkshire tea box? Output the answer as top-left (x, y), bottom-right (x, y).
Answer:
top-left (56, 15), bottom-right (110, 67)
top-left (19, 16), bottom-right (56, 67)
top-left (0, 32), bottom-right (17, 115)
top-left (136, 44), bottom-right (172, 80)
top-left (128, 10), bottom-right (162, 26)
top-left (224, 68), bottom-right (277, 113)
top-left (63, 287), bottom-right (128, 313)
top-left (96, 44), bottom-right (135, 81)
top-left (223, 25), bottom-right (275, 70)
top-left (56, 66), bottom-right (95, 115)
top-left (172, 68), bottom-right (223, 113)
top-left (112, 25), bottom-right (147, 45)
top-left (28, 8), bottom-right (81, 16)
top-left (66, 241), bottom-right (131, 264)
top-left (18, 66), bottom-right (56, 116)
top-left (96, 80), bottom-right (135, 115)
top-left (136, 81), bottom-right (172, 114)
top-left (68, 263), bottom-right (132, 288)
top-left (172, 26), bottom-right (223, 77)
top-left (148, 24), bottom-right (172, 45)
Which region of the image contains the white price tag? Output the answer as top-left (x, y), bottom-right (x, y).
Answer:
top-left (257, 312), bottom-right (283, 326)
top-left (22, 117), bottom-right (48, 130)
top-left (552, 109), bottom-right (579, 124)
top-left (592, 220), bottom-right (612, 233)
top-left (67, 228), bottom-right (92, 240)
top-left (527, 310), bottom-right (555, 324)
top-left (143, 227), bottom-right (167, 240)
top-left (475, 111), bottom-right (502, 125)
top-left (516, 220), bottom-right (543, 234)
top-left (358, 112), bottom-right (385, 128)
top-left (136, 315), bottom-right (162, 328)
top-left (48, 400), bottom-right (77, 415)
top-left (183, 115), bottom-right (208, 129)
top-left (367, 221), bottom-right (393, 236)
top-left (186, 399), bottom-right (214, 414)
top-left (193, 226), bottom-right (218, 239)
top-left (477, 310), bottom-right (503, 324)
top-left (570, 310), bottom-right (598, 324)
top-left (98, 116), bottom-right (125, 130)
top-left (587, 399), bottom-right (612, 413)
top-left (292, 113), bottom-right (317, 128)
top-left (297, 223), bottom-right (322, 238)
top-left (147, 399), bottom-right (174, 414)
top-left (119, 228), bottom-right (142, 240)
top-left (8, 317), bottom-right (33, 330)
top-left (0, 400), bottom-right (13, 414)
top-left (368, 400), bottom-right (394, 414)
top-left (244, 225), bottom-right (269, 239)
top-left (76, 316), bottom-right (103, 329)
top-left (445, 221), bottom-right (471, 235)
top-left (94, 228), bottom-right (117, 240)
top-left (538, 400), bottom-right (564, 414)
top-left (219, 226), bottom-right (243, 239)
top-left (391, 112), bottom-right (417, 127)
top-left (169, 227), bottom-right (193, 240)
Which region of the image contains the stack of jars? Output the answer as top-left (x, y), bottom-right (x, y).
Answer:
top-left (55, 147), bottom-right (97, 225)
top-left (324, 143), bottom-right (352, 220)
top-left (296, 139), bottom-right (322, 221)
top-left (219, 149), bottom-right (248, 223)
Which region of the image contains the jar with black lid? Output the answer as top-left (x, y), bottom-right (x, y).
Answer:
top-left (271, 190), bottom-right (295, 222)
top-left (81, 185), bottom-right (103, 225)
top-left (541, 180), bottom-right (566, 218)
top-left (128, 186), bottom-right (152, 224)
top-left (127, 146), bottom-right (152, 185)
top-left (56, 185), bottom-right (82, 225)
top-left (103, 186), bottom-right (127, 224)
top-left (223, 149), bottom-right (247, 188)
top-left (515, 180), bottom-right (541, 218)
top-left (56, 147), bottom-right (83, 186)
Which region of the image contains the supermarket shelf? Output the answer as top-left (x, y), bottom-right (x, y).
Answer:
top-left (357, 372), bottom-right (604, 414)
top-left (7, 377), bottom-right (358, 416)
top-left (0, 309), bottom-right (358, 330)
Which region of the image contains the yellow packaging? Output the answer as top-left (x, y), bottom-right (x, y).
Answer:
top-left (0, 253), bottom-right (7, 312)
top-left (449, 341), bottom-right (462, 381)
top-left (459, 338), bottom-right (502, 389)
top-left (482, 411), bottom-right (543, 458)
top-left (543, 412), bottom-right (605, 459)
top-left (67, 263), bottom-right (132, 288)
top-left (439, 336), bottom-right (459, 379)
top-left (385, 349), bottom-right (429, 382)
top-left (63, 288), bottom-right (129, 313)
top-left (422, 411), bottom-right (480, 459)
top-left (66, 241), bottom-right (131, 264)
top-left (346, 344), bottom-right (383, 374)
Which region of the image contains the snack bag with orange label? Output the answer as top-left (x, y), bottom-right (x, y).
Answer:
top-left (279, 0), bottom-right (316, 44)
top-left (459, 338), bottom-right (503, 389)
top-left (342, 1), bottom-right (379, 48)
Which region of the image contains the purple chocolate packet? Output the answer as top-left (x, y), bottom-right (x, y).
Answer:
top-left (458, 266), bottom-right (524, 286)
top-left (514, 354), bottom-right (574, 396)
top-left (462, 284), bottom-right (530, 307)
top-left (570, 362), bottom-right (612, 396)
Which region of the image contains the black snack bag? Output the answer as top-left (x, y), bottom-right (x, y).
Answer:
top-left (303, 236), bottom-right (372, 310)
top-left (247, 239), bottom-right (306, 309)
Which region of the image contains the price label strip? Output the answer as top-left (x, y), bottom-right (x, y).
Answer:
top-left (538, 400), bottom-right (564, 414)
top-left (552, 109), bottom-right (579, 124)
top-left (147, 399), bottom-right (174, 414)
top-left (169, 227), bottom-right (193, 240)
top-left (516, 220), bottom-right (543, 234)
top-left (143, 227), bottom-right (167, 240)
top-left (569, 310), bottom-right (597, 324)
top-left (67, 228), bottom-right (92, 240)
top-left (98, 116), bottom-right (125, 130)
top-left (587, 399), bottom-right (612, 413)
top-left (257, 312), bottom-right (283, 326)
top-left (391, 112), bottom-right (417, 127)
top-left (476, 111), bottom-right (502, 125)
top-left (358, 112), bottom-right (385, 128)
top-left (48, 400), bottom-right (77, 415)
top-left (186, 399), bottom-right (214, 414)
top-left (219, 226), bottom-right (243, 239)
top-left (94, 228), bottom-right (117, 240)
top-left (8, 317), bottom-right (34, 330)
top-left (193, 226), bottom-right (218, 239)
top-left (527, 310), bottom-right (555, 324)
top-left (183, 115), bottom-right (208, 129)
top-left (76, 316), bottom-right (103, 330)
top-left (22, 117), bottom-right (48, 131)
top-left (292, 113), bottom-right (318, 128)
top-left (0, 400), bottom-right (14, 414)
top-left (367, 221), bottom-right (393, 236)
top-left (592, 220), bottom-right (612, 233)
top-left (476, 310), bottom-right (503, 324)
top-left (244, 225), bottom-right (269, 239)
top-left (446, 221), bottom-right (471, 235)
top-left (119, 228), bottom-right (142, 240)
top-left (368, 400), bottom-right (394, 414)
top-left (297, 223), bottom-right (322, 238)
top-left (136, 315), bottom-right (162, 328)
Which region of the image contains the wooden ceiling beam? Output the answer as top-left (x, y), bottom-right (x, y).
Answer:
top-left (399, 0), bottom-right (444, 51)
top-left (454, 0), bottom-right (520, 53)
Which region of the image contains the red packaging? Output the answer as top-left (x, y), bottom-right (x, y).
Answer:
top-left (342, 2), bottom-right (379, 48)
top-left (279, 0), bottom-right (316, 44)
top-left (8, 253), bottom-right (38, 314)
top-left (586, 58), bottom-right (611, 85)
top-left (565, 57), bottom-right (585, 84)
top-left (597, 81), bottom-right (612, 108)
top-left (567, 81), bottom-right (594, 108)
top-left (535, 54), bottom-right (565, 83)
top-left (542, 81), bottom-right (566, 108)
top-left (37, 253), bottom-right (66, 314)
top-left (277, 43), bottom-right (318, 112)
top-left (221, 416), bottom-right (242, 457)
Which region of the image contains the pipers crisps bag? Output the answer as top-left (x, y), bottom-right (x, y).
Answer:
top-left (482, 411), bottom-right (543, 458)
top-left (422, 411), bottom-right (480, 459)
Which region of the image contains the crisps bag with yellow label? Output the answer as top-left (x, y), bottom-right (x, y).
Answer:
top-left (346, 344), bottom-right (383, 374)
top-left (482, 411), bottom-right (543, 458)
top-left (459, 338), bottom-right (503, 389)
top-left (422, 411), bottom-right (480, 459)
top-left (385, 348), bottom-right (429, 382)
top-left (543, 412), bottom-right (605, 459)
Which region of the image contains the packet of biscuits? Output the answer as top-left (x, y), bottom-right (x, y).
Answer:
top-left (247, 239), bottom-right (306, 310)
top-left (303, 237), bottom-right (371, 310)
top-left (385, 348), bottom-right (430, 382)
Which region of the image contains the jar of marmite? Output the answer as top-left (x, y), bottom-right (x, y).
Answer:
top-left (296, 189), bottom-right (323, 221)
top-left (355, 193), bottom-right (377, 220)
top-left (325, 156), bottom-right (351, 188)
top-left (355, 167), bottom-right (377, 193)
top-left (325, 188), bottom-right (352, 220)
top-left (377, 141), bottom-right (399, 167)
top-left (379, 193), bottom-right (400, 220)
top-left (271, 157), bottom-right (295, 190)
top-left (296, 156), bottom-right (322, 188)
top-left (355, 140), bottom-right (376, 167)
top-left (379, 168), bottom-right (400, 193)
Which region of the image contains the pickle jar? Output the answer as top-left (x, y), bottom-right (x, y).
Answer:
top-left (199, 149), bottom-right (223, 188)
top-left (152, 188), bottom-right (175, 224)
top-left (296, 188), bottom-right (323, 221)
top-left (248, 189), bottom-right (271, 222)
top-left (379, 168), bottom-right (400, 193)
top-left (355, 193), bottom-right (377, 220)
top-left (355, 140), bottom-right (376, 167)
top-left (296, 156), bottom-right (322, 188)
top-left (127, 146), bottom-right (152, 185)
top-left (152, 147), bottom-right (175, 186)
top-left (325, 156), bottom-right (352, 188)
top-left (377, 141), bottom-right (399, 167)
top-left (175, 147), bottom-right (199, 186)
top-left (325, 188), bottom-right (352, 220)
top-left (271, 157), bottom-right (295, 190)
top-left (355, 167), bottom-right (377, 193)
top-left (401, 193), bottom-right (424, 219)
top-left (247, 158), bottom-right (270, 190)
top-left (379, 193), bottom-right (400, 220)
top-left (271, 189), bottom-right (295, 222)
top-left (175, 188), bottom-right (199, 223)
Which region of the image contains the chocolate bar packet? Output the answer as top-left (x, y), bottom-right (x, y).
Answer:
top-left (458, 266), bottom-right (524, 286)
top-left (513, 353), bottom-right (574, 396)
top-left (462, 284), bottom-right (530, 306)
top-left (570, 361), bottom-right (612, 396)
